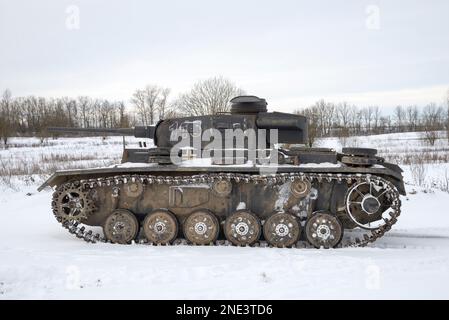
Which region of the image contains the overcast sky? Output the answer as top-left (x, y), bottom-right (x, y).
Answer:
top-left (1, 0), bottom-right (448, 112)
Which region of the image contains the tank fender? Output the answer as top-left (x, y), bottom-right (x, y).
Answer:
top-left (382, 175), bottom-right (406, 196)
top-left (381, 162), bottom-right (403, 173)
top-left (37, 173), bottom-right (66, 191)
top-left (380, 162), bottom-right (405, 195)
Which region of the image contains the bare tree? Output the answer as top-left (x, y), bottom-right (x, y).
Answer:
top-left (78, 96), bottom-right (92, 128)
top-left (372, 106), bottom-right (381, 133)
top-left (335, 102), bottom-right (352, 138)
top-left (118, 102), bottom-right (130, 127)
top-left (362, 107), bottom-right (374, 133)
top-left (312, 100), bottom-right (335, 136)
top-left (336, 102), bottom-right (351, 128)
top-left (379, 116), bottom-right (391, 133)
top-left (91, 99), bottom-right (101, 127)
top-left (394, 105), bottom-right (406, 131)
top-left (0, 89), bottom-right (13, 147)
top-left (164, 100), bottom-right (184, 119)
top-left (144, 85), bottom-right (161, 125)
top-left (131, 85), bottom-right (171, 125)
top-left (295, 107), bottom-right (318, 147)
top-left (131, 89), bottom-right (148, 125)
top-left (176, 76), bottom-right (244, 116)
top-left (405, 105), bottom-right (419, 132)
top-left (422, 103), bottom-right (443, 146)
top-left (446, 88), bottom-right (449, 142)
top-left (347, 106), bottom-right (359, 134)
top-left (354, 109), bottom-right (364, 134)
top-left (157, 88), bottom-right (171, 120)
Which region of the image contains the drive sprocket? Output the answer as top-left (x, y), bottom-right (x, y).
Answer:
top-left (51, 183), bottom-right (95, 223)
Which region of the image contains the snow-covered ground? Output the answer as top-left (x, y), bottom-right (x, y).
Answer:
top-left (1, 132), bottom-right (449, 299)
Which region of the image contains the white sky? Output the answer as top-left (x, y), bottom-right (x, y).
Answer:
top-left (1, 0), bottom-right (448, 113)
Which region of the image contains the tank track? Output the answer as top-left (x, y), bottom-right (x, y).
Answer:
top-left (52, 172), bottom-right (401, 249)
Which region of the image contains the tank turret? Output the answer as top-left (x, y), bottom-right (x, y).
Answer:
top-left (50, 96), bottom-right (308, 145)
top-left (49, 96), bottom-right (309, 164)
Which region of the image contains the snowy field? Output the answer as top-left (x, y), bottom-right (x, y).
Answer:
top-left (1, 132), bottom-right (449, 299)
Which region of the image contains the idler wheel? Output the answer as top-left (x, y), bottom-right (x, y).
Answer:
top-left (103, 209), bottom-right (139, 244)
top-left (305, 212), bottom-right (343, 248)
top-left (263, 212), bottom-right (301, 247)
top-left (345, 180), bottom-right (393, 230)
top-left (143, 209), bottom-right (178, 244)
top-left (183, 210), bottom-right (219, 245)
top-left (225, 210), bottom-right (261, 246)
top-left (290, 179), bottom-right (311, 198)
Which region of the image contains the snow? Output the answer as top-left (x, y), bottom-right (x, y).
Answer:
top-left (236, 202), bottom-right (246, 210)
top-left (114, 162), bottom-right (157, 168)
top-left (117, 157), bottom-right (343, 170)
top-left (297, 162), bottom-right (342, 168)
top-left (1, 132), bottom-right (449, 299)
top-left (274, 182), bottom-right (291, 212)
top-left (1, 183), bottom-right (449, 299)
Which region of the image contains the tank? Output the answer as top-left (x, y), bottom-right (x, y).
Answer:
top-left (38, 96), bottom-right (405, 248)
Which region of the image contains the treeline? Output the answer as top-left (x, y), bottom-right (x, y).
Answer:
top-left (0, 92), bottom-right (130, 139)
top-left (1, 76), bottom-right (448, 147)
top-left (296, 100), bottom-right (449, 146)
top-left (0, 77), bottom-right (243, 145)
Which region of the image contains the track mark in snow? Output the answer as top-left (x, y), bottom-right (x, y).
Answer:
top-left (383, 232), bottom-right (449, 239)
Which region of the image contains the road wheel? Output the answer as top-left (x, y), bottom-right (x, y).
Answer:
top-left (263, 212), bottom-right (301, 247)
top-left (183, 210), bottom-right (219, 245)
top-left (103, 209), bottom-right (139, 244)
top-left (143, 209), bottom-right (178, 244)
top-left (225, 210), bottom-right (261, 246)
top-left (305, 212), bottom-right (343, 248)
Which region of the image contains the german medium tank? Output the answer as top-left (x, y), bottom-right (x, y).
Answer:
top-left (38, 96), bottom-right (405, 248)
